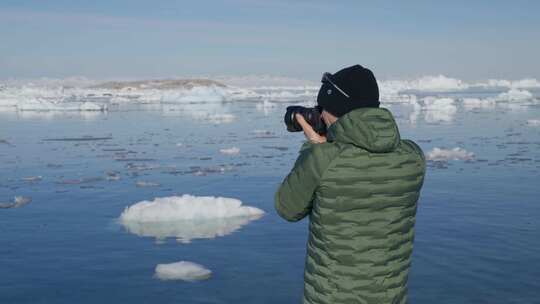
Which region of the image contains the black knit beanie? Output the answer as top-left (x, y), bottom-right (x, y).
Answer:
top-left (317, 65), bottom-right (380, 117)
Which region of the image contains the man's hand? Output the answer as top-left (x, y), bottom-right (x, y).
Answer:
top-left (296, 114), bottom-right (327, 144)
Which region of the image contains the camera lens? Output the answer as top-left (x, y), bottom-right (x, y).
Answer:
top-left (284, 106), bottom-right (326, 134)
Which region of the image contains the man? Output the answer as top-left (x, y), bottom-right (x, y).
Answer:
top-left (275, 65), bottom-right (426, 304)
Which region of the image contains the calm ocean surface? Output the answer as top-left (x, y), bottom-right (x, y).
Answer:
top-left (1, 93), bottom-right (539, 303)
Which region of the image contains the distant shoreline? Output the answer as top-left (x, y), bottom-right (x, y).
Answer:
top-left (89, 78), bottom-right (226, 90)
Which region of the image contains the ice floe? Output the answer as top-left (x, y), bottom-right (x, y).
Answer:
top-left (2, 76), bottom-right (539, 117)
top-left (462, 98), bottom-right (496, 110)
top-left (0, 196), bottom-right (32, 209)
top-left (422, 97), bottom-right (457, 123)
top-left (411, 75), bottom-right (469, 92)
top-left (256, 100), bottom-right (278, 115)
top-left (495, 89), bottom-right (534, 102)
top-left (135, 181), bottom-right (160, 187)
top-left (426, 147), bottom-right (475, 161)
top-left (119, 195), bottom-right (264, 242)
top-left (485, 78), bottom-right (540, 89)
top-left (154, 261), bottom-right (211, 281)
top-left (219, 147), bottom-right (240, 155)
top-left (21, 176), bottom-right (42, 182)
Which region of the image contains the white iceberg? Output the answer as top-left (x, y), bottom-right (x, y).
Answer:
top-left (159, 86), bottom-right (228, 103)
top-left (426, 147), bottom-right (474, 162)
top-left (486, 78), bottom-right (540, 89)
top-left (413, 75), bottom-right (469, 91)
top-left (496, 89), bottom-right (534, 102)
top-left (422, 97), bottom-right (457, 123)
top-left (119, 195), bottom-right (264, 242)
top-left (154, 261), bottom-right (211, 281)
top-left (220, 147), bottom-right (240, 155)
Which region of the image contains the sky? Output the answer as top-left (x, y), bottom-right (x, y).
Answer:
top-left (1, 0), bottom-right (539, 81)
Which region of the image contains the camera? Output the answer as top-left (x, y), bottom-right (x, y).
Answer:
top-left (284, 106), bottom-right (327, 135)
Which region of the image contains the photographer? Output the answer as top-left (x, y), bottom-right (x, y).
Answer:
top-left (275, 65), bottom-right (426, 304)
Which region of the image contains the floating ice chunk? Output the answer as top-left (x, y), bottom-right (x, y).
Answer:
top-left (109, 96), bottom-right (131, 104)
top-left (256, 100), bottom-right (277, 115)
top-left (203, 113), bottom-right (235, 124)
top-left (426, 147), bottom-right (474, 161)
top-left (220, 147), bottom-right (240, 155)
top-left (526, 119), bottom-right (540, 126)
top-left (160, 86), bottom-right (227, 103)
top-left (251, 129), bottom-right (277, 138)
top-left (58, 177), bottom-right (105, 184)
top-left (462, 98), bottom-right (496, 110)
top-left (15, 98), bottom-right (107, 112)
top-left (120, 195), bottom-right (263, 222)
top-left (487, 78), bottom-right (540, 89)
top-left (510, 78), bottom-right (540, 88)
top-left (43, 135), bottom-right (112, 141)
top-left (413, 75), bottom-right (468, 92)
top-left (136, 181), bottom-right (160, 187)
top-left (422, 97), bottom-right (457, 122)
top-left (106, 171), bottom-right (121, 181)
top-left (21, 176), bottom-right (42, 182)
top-left (119, 195), bottom-right (264, 242)
top-left (496, 89), bottom-right (533, 102)
top-left (154, 261), bottom-right (211, 281)
top-left (79, 102), bottom-right (107, 111)
top-left (121, 215), bottom-right (259, 243)
top-left (0, 196), bottom-right (32, 209)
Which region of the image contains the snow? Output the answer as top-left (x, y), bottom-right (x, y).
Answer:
top-left (426, 147), bottom-right (475, 161)
top-left (220, 147), bottom-right (240, 155)
top-left (119, 195), bottom-right (264, 242)
top-left (154, 261), bottom-right (211, 281)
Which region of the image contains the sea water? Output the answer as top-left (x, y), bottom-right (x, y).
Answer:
top-left (1, 83), bottom-right (539, 303)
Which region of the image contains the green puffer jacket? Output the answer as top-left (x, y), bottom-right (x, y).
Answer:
top-left (275, 107), bottom-right (426, 304)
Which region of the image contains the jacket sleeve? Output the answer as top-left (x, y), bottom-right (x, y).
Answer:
top-left (274, 142), bottom-right (338, 222)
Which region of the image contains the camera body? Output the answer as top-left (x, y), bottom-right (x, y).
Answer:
top-left (284, 106), bottom-right (327, 135)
